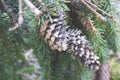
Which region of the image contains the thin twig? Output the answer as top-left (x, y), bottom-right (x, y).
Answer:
top-left (1, 0), bottom-right (16, 25)
top-left (75, 11), bottom-right (96, 33)
top-left (75, 11), bottom-right (95, 32)
top-left (79, 0), bottom-right (106, 22)
top-left (88, 17), bottom-right (96, 32)
top-left (23, 0), bottom-right (43, 18)
top-left (85, 0), bottom-right (120, 26)
top-left (9, 0), bottom-right (23, 31)
top-left (85, 0), bottom-right (113, 19)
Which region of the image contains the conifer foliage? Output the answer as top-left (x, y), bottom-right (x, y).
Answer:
top-left (0, 0), bottom-right (120, 80)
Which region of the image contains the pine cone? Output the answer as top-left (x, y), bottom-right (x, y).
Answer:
top-left (40, 13), bottom-right (68, 52)
top-left (39, 12), bottom-right (100, 70)
top-left (67, 29), bottom-right (100, 70)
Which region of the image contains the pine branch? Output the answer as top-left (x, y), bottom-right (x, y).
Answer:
top-left (75, 11), bottom-right (97, 33)
top-left (79, 0), bottom-right (106, 21)
top-left (9, 0), bottom-right (23, 31)
top-left (8, 0), bottom-right (44, 31)
top-left (85, 0), bottom-right (113, 18)
top-left (88, 17), bottom-right (96, 32)
top-left (0, 27), bottom-right (9, 51)
top-left (23, 0), bottom-right (43, 18)
top-left (32, 34), bottom-right (53, 80)
top-left (1, 0), bottom-right (16, 25)
top-left (79, 0), bottom-right (120, 26)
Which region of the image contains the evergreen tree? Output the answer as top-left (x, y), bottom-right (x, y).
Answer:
top-left (0, 0), bottom-right (120, 80)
